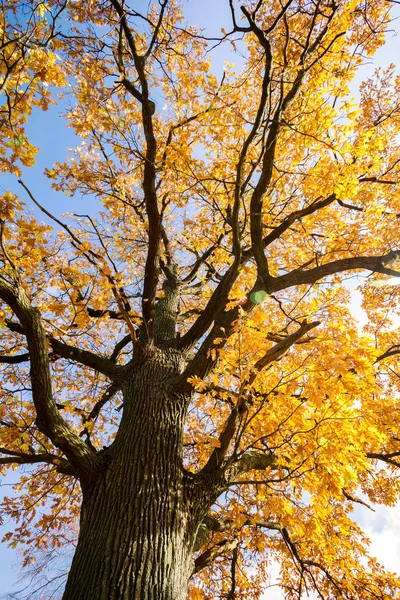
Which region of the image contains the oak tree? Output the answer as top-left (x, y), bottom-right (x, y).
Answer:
top-left (1, 1), bottom-right (400, 598)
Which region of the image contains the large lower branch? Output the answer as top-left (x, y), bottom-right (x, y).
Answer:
top-left (0, 279), bottom-right (100, 485)
top-left (225, 450), bottom-right (276, 481)
top-left (193, 539), bottom-right (239, 575)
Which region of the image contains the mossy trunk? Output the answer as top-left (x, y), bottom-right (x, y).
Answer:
top-left (62, 348), bottom-right (196, 600)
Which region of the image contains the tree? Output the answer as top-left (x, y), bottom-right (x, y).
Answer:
top-left (1, 0), bottom-right (400, 598)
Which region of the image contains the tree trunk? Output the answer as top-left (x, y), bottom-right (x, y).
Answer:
top-left (62, 347), bottom-right (197, 600)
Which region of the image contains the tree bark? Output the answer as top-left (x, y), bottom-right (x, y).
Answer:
top-left (62, 347), bottom-right (196, 600)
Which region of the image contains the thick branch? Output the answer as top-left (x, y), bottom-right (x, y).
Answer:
top-left (240, 6), bottom-right (276, 283)
top-left (0, 352), bottom-right (30, 364)
top-left (193, 538), bottom-right (239, 575)
top-left (154, 265), bottom-right (181, 345)
top-left (86, 307), bottom-right (124, 320)
top-left (227, 546), bottom-right (238, 600)
top-left (270, 251), bottom-right (400, 292)
top-left (145, 0), bottom-right (169, 59)
top-left (178, 263), bottom-right (239, 351)
top-left (367, 451), bottom-right (400, 468)
top-left (5, 319), bottom-right (122, 379)
top-left (248, 68), bottom-right (307, 283)
top-left (224, 450), bottom-right (276, 482)
top-left (342, 489), bottom-right (375, 511)
top-left (375, 344), bottom-right (400, 363)
top-left (48, 336), bottom-right (122, 380)
top-left (0, 279), bottom-right (100, 484)
top-left (120, 76), bottom-right (144, 104)
top-left (246, 5), bottom-right (341, 287)
top-left (243, 320), bottom-right (320, 389)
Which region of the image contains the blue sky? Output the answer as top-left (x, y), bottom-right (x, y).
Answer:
top-left (1, 1), bottom-right (400, 597)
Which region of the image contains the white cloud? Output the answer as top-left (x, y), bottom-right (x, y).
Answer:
top-left (362, 503), bottom-right (400, 574)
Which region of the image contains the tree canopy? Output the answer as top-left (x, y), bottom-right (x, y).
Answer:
top-left (1, 1), bottom-right (400, 598)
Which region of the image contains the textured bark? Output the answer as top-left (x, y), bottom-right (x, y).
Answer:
top-left (154, 268), bottom-right (181, 345)
top-left (62, 347), bottom-right (196, 600)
